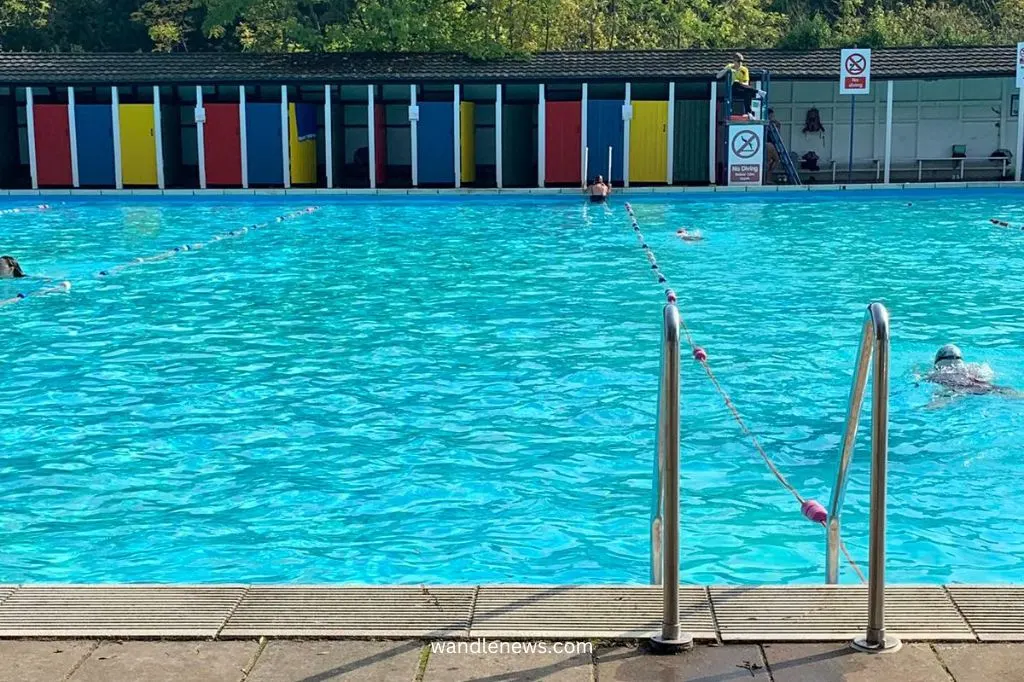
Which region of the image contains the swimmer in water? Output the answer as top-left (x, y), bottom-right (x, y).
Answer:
top-left (0, 255), bottom-right (25, 278)
top-left (585, 176), bottom-right (611, 203)
top-left (676, 228), bottom-right (704, 242)
top-left (923, 344), bottom-right (1020, 403)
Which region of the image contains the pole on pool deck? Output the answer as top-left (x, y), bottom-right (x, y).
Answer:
top-left (68, 87), bottom-right (80, 188)
top-left (608, 146), bottom-right (613, 186)
top-left (883, 81), bottom-right (893, 185)
top-left (848, 95), bottom-right (855, 184)
top-left (583, 147), bottom-right (589, 189)
top-left (239, 86), bottom-right (249, 189)
top-left (325, 84), bottom-right (333, 189)
top-left (280, 85), bottom-right (290, 189)
top-left (153, 85), bottom-right (165, 190)
top-left (111, 86), bottom-right (123, 190)
top-left (196, 86), bottom-right (207, 190)
top-left (1017, 85), bottom-right (1024, 182)
top-left (25, 87), bottom-right (37, 190)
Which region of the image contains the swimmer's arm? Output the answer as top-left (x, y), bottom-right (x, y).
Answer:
top-left (925, 392), bottom-right (958, 410)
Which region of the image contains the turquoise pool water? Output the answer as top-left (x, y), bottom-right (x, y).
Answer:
top-left (1, 191), bottom-right (1023, 585)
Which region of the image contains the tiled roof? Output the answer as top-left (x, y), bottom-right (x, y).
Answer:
top-left (0, 46), bottom-right (1014, 85)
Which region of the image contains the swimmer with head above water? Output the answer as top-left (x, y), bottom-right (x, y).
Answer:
top-left (585, 176), bottom-right (611, 203)
top-left (0, 255), bottom-right (25, 278)
top-left (922, 344), bottom-right (1021, 405)
top-left (676, 228), bottom-right (704, 242)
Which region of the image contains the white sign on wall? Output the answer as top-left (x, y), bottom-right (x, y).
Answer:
top-left (727, 124), bottom-right (763, 186)
top-left (840, 48), bottom-right (871, 95)
top-left (1016, 42), bottom-right (1024, 89)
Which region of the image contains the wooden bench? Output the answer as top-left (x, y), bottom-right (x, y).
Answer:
top-left (795, 159), bottom-right (880, 184)
top-left (912, 157), bottom-right (1010, 182)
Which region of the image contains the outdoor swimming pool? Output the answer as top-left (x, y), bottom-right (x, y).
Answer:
top-left (1, 191), bottom-right (1023, 585)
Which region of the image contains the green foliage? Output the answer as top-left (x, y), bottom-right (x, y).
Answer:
top-left (0, 0), bottom-right (1016, 53)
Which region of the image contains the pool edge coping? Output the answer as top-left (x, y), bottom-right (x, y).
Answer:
top-left (5, 181), bottom-right (1024, 197)
top-left (0, 584), bottom-right (1020, 642)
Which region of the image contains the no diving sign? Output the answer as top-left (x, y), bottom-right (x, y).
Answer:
top-left (727, 124), bottom-right (763, 186)
top-left (840, 48), bottom-right (871, 95)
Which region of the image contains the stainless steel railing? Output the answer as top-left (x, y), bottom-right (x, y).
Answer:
top-left (649, 302), bottom-right (693, 653)
top-left (826, 301), bottom-right (902, 653)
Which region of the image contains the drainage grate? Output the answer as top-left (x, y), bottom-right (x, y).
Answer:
top-left (0, 586), bottom-right (245, 637)
top-left (220, 586), bottom-right (475, 638)
top-left (709, 586), bottom-right (974, 642)
top-left (946, 586), bottom-right (1024, 642)
top-left (470, 586), bottom-right (716, 639)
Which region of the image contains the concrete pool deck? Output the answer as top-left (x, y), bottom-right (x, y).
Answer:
top-left (1, 585), bottom-right (1023, 680)
top-left (7, 639), bottom-right (1024, 681)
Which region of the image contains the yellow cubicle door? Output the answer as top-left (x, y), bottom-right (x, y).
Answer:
top-left (629, 101), bottom-right (669, 183)
top-left (460, 102), bottom-right (476, 183)
top-left (289, 103), bottom-right (317, 185)
top-left (119, 104), bottom-right (157, 186)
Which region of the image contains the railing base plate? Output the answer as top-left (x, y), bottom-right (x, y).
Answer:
top-left (851, 634), bottom-right (903, 654)
top-left (649, 633), bottom-right (695, 655)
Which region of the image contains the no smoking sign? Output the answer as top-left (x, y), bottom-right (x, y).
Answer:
top-left (840, 48), bottom-right (871, 95)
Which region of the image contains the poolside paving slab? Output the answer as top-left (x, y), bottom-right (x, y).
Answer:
top-left (470, 586), bottom-right (716, 639)
top-left (425, 641), bottom-right (591, 681)
top-left (933, 643), bottom-right (1024, 682)
top-left (596, 643), bottom-right (769, 681)
top-left (67, 641), bottom-right (258, 682)
top-left (762, 643), bottom-right (951, 682)
top-left (946, 586), bottom-right (1024, 641)
top-left (221, 587), bottom-right (475, 637)
top-left (709, 586), bottom-right (973, 641)
top-left (0, 586), bottom-right (246, 637)
top-left (247, 640), bottom-right (424, 682)
top-left (0, 640), bottom-right (97, 682)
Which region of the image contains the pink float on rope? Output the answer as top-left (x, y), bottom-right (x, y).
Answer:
top-left (801, 499), bottom-right (827, 523)
top-left (693, 347), bottom-right (707, 363)
top-left (666, 290), bottom-right (677, 303)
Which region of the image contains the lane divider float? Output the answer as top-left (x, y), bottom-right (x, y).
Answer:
top-left (2, 206), bottom-right (320, 308)
top-left (622, 201), bottom-right (866, 583)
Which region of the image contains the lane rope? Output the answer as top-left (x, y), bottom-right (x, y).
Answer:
top-left (623, 201), bottom-right (866, 584)
top-left (2, 205), bottom-right (320, 308)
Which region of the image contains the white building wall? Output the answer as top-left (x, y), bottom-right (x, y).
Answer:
top-left (769, 77), bottom-right (1016, 169)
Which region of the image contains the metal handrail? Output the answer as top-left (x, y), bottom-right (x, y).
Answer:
top-left (826, 301), bottom-right (902, 653)
top-left (650, 303), bottom-right (692, 653)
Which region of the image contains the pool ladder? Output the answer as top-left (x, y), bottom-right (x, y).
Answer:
top-left (649, 301), bottom-right (901, 654)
